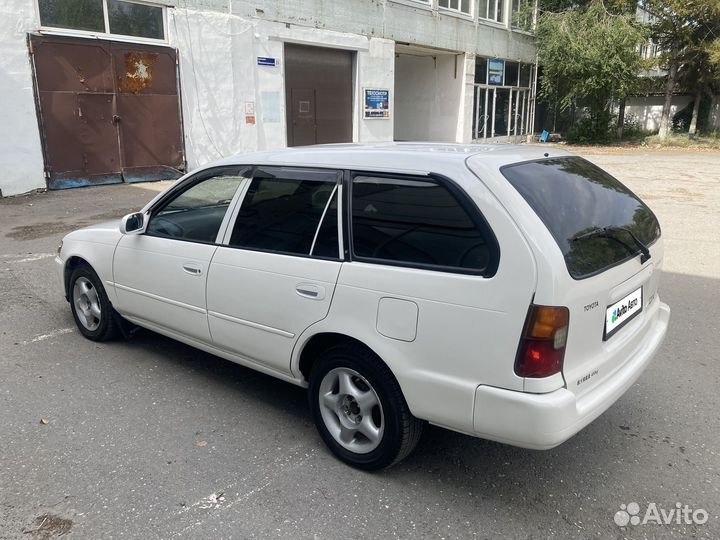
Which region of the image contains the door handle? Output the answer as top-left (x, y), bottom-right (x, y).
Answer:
top-left (296, 283), bottom-right (325, 300)
top-left (182, 263), bottom-right (203, 276)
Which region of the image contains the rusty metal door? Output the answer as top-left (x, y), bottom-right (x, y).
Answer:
top-left (284, 44), bottom-right (353, 146)
top-left (29, 34), bottom-right (184, 190)
top-left (113, 44), bottom-right (184, 183)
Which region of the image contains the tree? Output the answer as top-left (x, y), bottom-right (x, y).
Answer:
top-left (643, 0), bottom-right (720, 139)
top-left (535, 0), bottom-right (649, 141)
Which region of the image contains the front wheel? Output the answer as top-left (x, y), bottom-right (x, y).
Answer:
top-left (69, 264), bottom-right (121, 341)
top-left (309, 344), bottom-right (423, 470)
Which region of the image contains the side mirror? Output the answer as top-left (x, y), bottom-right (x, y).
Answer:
top-left (120, 212), bottom-right (145, 235)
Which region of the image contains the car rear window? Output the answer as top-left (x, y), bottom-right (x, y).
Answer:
top-left (501, 157), bottom-right (660, 279)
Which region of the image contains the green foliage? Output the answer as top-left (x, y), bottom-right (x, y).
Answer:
top-left (536, 1), bottom-right (650, 142)
top-left (672, 98), bottom-right (712, 132)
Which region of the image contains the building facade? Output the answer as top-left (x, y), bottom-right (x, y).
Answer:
top-left (0, 0), bottom-right (537, 196)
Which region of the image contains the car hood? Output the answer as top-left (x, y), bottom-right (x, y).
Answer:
top-left (64, 219), bottom-right (123, 245)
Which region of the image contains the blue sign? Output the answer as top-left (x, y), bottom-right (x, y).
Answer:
top-left (364, 88), bottom-right (390, 119)
top-left (257, 57), bottom-right (277, 67)
top-left (488, 59), bottom-right (505, 85)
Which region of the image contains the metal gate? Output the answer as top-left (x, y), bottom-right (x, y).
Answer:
top-left (29, 34), bottom-right (185, 190)
top-left (284, 44), bottom-right (353, 146)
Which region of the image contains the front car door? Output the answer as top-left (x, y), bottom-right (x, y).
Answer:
top-left (206, 166), bottom-right (343, 375)
top-left (112, 167), bottom-right (249, 342)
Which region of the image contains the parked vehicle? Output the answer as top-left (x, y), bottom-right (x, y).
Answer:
top-left (57, 143), bottom-right (670, 469)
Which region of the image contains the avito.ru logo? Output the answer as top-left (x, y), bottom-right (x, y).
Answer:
top-left (614, 502), bottom-right (708, 527)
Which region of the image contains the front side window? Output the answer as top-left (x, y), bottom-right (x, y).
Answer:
top-left (351, 175), bottom-right (497, 274)
top-left (146, 171), bottom-right (246, 243)
top-left (39, 0), bottom-right (166, 40)
top-left (228, 170), bottom-right (341, 258)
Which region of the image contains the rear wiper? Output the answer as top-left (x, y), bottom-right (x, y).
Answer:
top-left (571, 226), bottom-right (651, 263)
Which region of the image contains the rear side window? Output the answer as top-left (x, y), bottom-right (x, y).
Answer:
top-left (501, 157), bottom-right (660, 279)
top-left (228, 173), bottom-right (340, 258)
top-left (350, 175), bottom-right (498, 274)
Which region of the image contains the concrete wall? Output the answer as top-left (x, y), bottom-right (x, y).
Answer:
top-left (0, 0), bottom-right (534, 196)
top-left (170, 9), bottom-right (395, 171)
top-left (394, 53), bottom-right (464, 141)
top-left (0, 0), bottom-right (45, 196)
top-left (229, 0), bottom-right (536, 63)
top-left (625, 95), bottom-right (693, 132)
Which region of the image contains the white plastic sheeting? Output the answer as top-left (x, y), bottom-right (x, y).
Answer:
top-left (0, 0), bottom-right (45, 196)
top-left (169, 9), bottom-right (258, 169)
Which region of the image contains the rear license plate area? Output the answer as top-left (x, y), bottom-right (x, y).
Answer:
top-left (604, 287), bottom-right (643, 340)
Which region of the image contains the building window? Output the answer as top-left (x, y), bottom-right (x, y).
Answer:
top-left (438, 0), bottom-right (472, 16)
top-left (511, 0), bottom-right (532, 29)
top-left (38, 0), bottom-right (166, 41)
top-left (478, 0), bottom-right (505, 23)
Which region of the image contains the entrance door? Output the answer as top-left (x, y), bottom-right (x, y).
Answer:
top-left (284, 44), bottom-right (353, 146)
top-left (290, 88), bottom-right (317, 146)
top-left (30, 34), bottom-right (184, 189)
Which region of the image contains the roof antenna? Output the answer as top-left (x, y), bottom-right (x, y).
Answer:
top-left (543, 152), bottom-right (549, 157)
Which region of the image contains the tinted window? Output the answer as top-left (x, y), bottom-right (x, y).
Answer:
top-left (39, 0), bottom-right (105, 32)
top-left (229, 177), bottom-right (339, 257)
top-left (147, 173), bottom-right (244, 242)
top-left (108, 0), bottom-right (164, 39)
top-left (501, 157), bottom-right (661, 279)
top-left (351, 176), bottom-right (494, 272)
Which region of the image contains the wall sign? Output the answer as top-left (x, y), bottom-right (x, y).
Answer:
top-left (488, 59), bottom-right (505, 85)
top-left (257, 57), bottom-right (277, 67)
top-left (363, 88), bottom-right (390, 119)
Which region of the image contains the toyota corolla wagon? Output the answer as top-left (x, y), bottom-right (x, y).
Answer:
top-left (56, 143), bottom-right (670, 469)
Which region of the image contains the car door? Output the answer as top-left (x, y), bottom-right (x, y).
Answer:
top-left (112, 167), bottom-right (249, 342)
top-left (206, 166), bottom-right (343, 375)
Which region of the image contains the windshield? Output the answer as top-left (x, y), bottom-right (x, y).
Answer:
top-left (501, 157), bottom-right (660, 279)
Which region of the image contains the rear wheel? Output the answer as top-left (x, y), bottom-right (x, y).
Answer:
top-left (309, 344), bottom-right (423, 470)
top-left (69, 264), bottom-right (121, 341)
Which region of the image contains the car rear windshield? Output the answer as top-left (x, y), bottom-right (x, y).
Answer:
top-left (501, 157), bottom-right (660, 279)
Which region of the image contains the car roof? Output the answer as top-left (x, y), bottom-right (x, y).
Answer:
top-left (212, 143), bottom-right (574, 174)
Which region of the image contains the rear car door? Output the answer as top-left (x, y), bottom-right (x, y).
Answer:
top-left (206, 166), bottom-right (343, 375)
top-left (112, 167), bottom-right (248, 342)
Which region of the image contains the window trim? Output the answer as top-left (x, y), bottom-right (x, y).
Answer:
top-left (220, 165), bottom-right (345, 262)
top-left (37, 0), bottom-right (169, 44)
top-left (346, 170), bottom-right (500, 277)
top-left (143, 165), bottom-right (249, 245)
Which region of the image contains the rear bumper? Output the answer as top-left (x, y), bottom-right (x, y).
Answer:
top-left (472, 301), bottom-right (670, 449)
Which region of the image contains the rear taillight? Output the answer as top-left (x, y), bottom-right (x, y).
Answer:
top-left (515, 305), bottom-right (570, 378)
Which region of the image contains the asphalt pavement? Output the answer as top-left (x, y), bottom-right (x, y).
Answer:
top-left (1, 149), bottom-right (718, 539)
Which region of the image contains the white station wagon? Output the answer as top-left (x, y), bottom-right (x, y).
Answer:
top-left (57, 143), bottom-right (670, 469)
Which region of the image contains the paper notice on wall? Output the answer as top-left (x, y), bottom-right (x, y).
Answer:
top-left (245, 115), bottom-right (256, 125)
top-left (261, 91), bottom-right (281, 123)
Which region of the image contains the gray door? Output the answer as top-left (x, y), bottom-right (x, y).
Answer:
top-left (284, 44), bottom-right (353, 146)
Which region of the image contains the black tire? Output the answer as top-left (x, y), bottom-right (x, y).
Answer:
top-left (308, 343), bottom-right (423, 470)
top-left (68, 264), bottom-right (121, 342)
